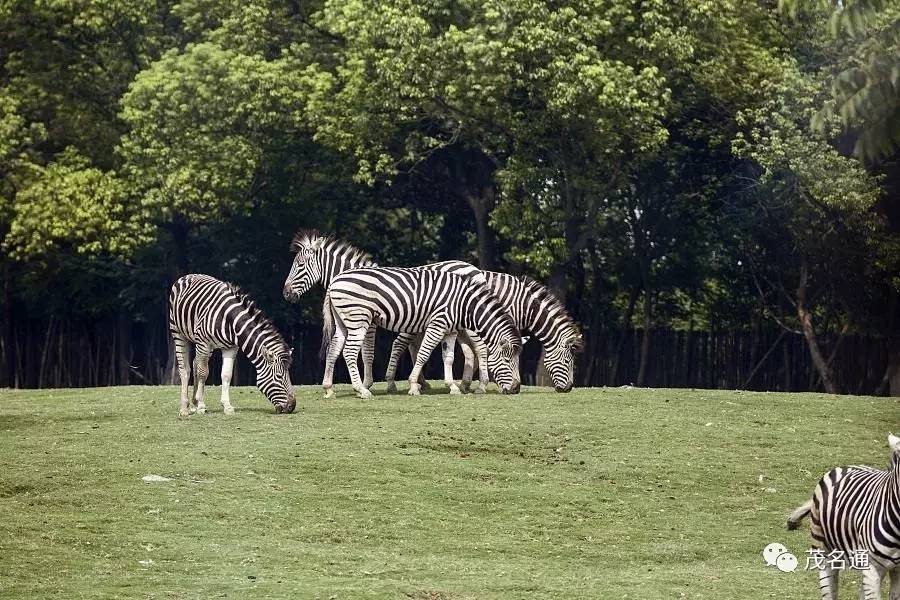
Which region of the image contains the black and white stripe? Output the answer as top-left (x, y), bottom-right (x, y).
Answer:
top-left (321, 267), bottom-right (523, 398)
top-left (283, 230), bottom-right (378, 299)
top-left (386, 268), bottom-right (583, 392)
top-left (786, 434), bottom-right (900, 599)
top-left (169, 274), bottom-right (295, 416)
top-left (283, 232), bottom-right (491, 394)
top-left (283, 230), bottom-right (380, 388)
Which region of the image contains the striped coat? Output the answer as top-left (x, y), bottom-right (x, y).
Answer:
top-left (321, 267), bottom-right (522, 398)
top-left (169, 274), bottom-right (295, 416)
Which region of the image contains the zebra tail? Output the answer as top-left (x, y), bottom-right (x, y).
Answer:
top-left (320, 292), bottom-right (335, 360)
top-left (786, 499), bottom-right (813, 530)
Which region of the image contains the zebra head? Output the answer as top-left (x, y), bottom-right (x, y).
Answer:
top-left (283, 231), bottom-right (327, 301)
top-left (543, 331), bottom-right (584, 392)
top-left (890, 433), bottom-right (900, 465)
top-left (486, 337), bottom-right (523, 394)
top-left (255, 347), bottom-right (296, 413)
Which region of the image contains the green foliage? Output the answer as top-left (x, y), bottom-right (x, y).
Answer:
top-left (780, 0), bottom-right (900, 162)
top-left (119, 41), bottom-right (327, 225)
top-left (1, 0), bottom-right (898, 381)
top-left (4, 149), bottom-right (153, 259)
top-left (733, 63), bottom-right (882, 212)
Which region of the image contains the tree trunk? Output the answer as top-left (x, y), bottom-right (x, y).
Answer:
top-left (467, 186), bottom-right (498, 271)
top-left (890, 347), bottom-right (900, 397)
top-left (610, 285), bottom-right (640, 384)
top-left (796, 259), bottom-right (838, 394)
top-left (117, 307), bottom-right (130, 385)
top-left (636, 291), bottom-right (652, 387)
top-left (1, 261), bottom-right (14, 387)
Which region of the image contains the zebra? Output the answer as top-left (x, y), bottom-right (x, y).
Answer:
top-left (786, 433), bottom-right (900, 599)
top-left (282, 231), bottom-right (494, 393)
top-left (169, 274), bottom-right (295, 416)
top-left (386, 270), bottom-right (584, 393)
top-left (320, 267), bottom-right (523, 398)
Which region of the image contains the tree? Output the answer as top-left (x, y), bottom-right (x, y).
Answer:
top-left (781, 0), bottom-right (900, 162)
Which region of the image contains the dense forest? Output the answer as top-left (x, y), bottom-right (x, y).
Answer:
top-left (1, 0), bottom-right (898, 393)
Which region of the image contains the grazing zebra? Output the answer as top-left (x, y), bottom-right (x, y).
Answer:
top-left (786, 434), bottom-right (900, 599)
top-left (283, 231), bottom-right (490, 393)
top-left (320, 267), bottom-right (523, 398)
top-left (386, 270), bottom-right (584, 393)
top-left (169, 274), bottom-right (295, 416)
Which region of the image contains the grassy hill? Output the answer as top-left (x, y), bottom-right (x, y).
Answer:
top-left (1, 384), bottom-right (897, 598)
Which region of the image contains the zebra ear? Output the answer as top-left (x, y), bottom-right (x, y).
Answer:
top-left (889, 433), bottom-right (900, 453)
top-left (567, 336), bottom-right (585, 352)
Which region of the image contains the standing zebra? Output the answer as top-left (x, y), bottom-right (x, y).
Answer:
top-left (386, 271), bottom-right (583, 393)
top-left (321, 267), bottom-right (523, 398)
top-left (787, 434), bottom-right (900, 599)
top-left (283, 232), bottom-right (490, 393)
top-left (283, 230), bottom-right (380, 389)
top-left (169, 274), bottom-right (296, 416)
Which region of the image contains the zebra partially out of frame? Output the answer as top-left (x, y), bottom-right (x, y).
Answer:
top-left (386, 270), bottom-right (584, 393)
top-left (169, 274), bottom-right (296, 417)
top-left (282, 231), bottom-right (491, 393)
top-left (321, 267), bottom-right (523, 398)
top-left (786, 434), bottom-right (900, 599)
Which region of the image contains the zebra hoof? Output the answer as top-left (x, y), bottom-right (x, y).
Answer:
top-left (196, 405), bottom-right (207, 414)
top-left (460, 382), bottom-right (472, 394)
top-left (474, 385), bottom-right (486, 395)
top-left (408, 383), bottom-right (421, 396)
top-left (363, 379), bottom-right (374, 390)
top-left (386, 381), bottom-right (398, 393)
top-left (449, 386), bottom-right (462, 395)
top-left (188, 405), bottom-right (197, 415)
top-left (358, 388), bottom-right (373, 400)
top-left (324, 388), bottom-right (335, 399)
top-left (179, 408), bottom-right (190, 418)
top-left (223, 407), bottom-right (235, 416)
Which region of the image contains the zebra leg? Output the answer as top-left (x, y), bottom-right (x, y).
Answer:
top-left (889, 567), bottom-right (900, 600)
top-left (322, 328), bottom-right (346, 399)
top-left (817, 564), bottom-right (839, 600)
top-left (220, 347), bottom-right (237, 416)
top-left (469, 331), bottom-right (490, 394)
top-left (385, 332), bottom-right (415, 393)
top-left (191, 344), bottom-right (212, 414)
top-left (860, 563), bottom-right (886, 600)
top-left (457, 331), bottom-right (476, 393)
top-left (342, 324), bottom-right (374, 399)
top-left (408, 335), bottom-right (431, 390)
top-left (408, 322), bottom-right (448, 396)
top-left (173, 333), bottom-right (192, 418)
top-left (441, 332), bottom-right (461, 394)
top-left (361, 324), bottom-right (376, 390)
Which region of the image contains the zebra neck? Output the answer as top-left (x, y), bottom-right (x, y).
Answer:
top-left (464, 294), bottom-right (508, 342)
top-left (320, 250), bottom-right (376, 289)
top-left (525, 297), bottom-right (570, 347)
top-left (233, 313), bottom-right (275, 363)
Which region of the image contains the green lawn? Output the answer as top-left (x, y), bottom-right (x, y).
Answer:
top-left (0, 384), bottom-right (897, 599)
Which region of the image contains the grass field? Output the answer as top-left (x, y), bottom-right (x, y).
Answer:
top-left (1, 384), bottom-right (898, 599)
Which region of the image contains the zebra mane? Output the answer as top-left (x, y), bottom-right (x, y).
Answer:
top-left (289, 229), bottom-right (376, 265)
top-left (517, 275), bottom-right (583, 342)
top-left (225, 283), bottom-right (291, 357)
